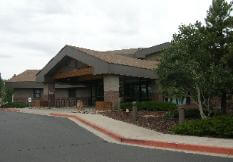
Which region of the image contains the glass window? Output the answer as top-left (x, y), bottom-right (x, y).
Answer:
top-left (33, 89), bottom-right (42, 99)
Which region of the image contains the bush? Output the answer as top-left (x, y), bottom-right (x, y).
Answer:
top-left (2, 102), bottom-right (28, 108)
top-left (173, 108), bottom-right (202, 119)
top-left (172, 108), bottom-right (225, 119)
top-left (120, 102), bottom-right (133, 111)
top-left (171, 116), bottom-right (233, 138)
top-left (120, 101), bottom-right (177, 111)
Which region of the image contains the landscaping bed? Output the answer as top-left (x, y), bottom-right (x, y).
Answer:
top-left (100, 110), bottom-right (178, 134)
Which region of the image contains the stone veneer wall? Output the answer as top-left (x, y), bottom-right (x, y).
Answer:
top-left (42, 83), bottom-right (55, 107)
top-left (103, 75), bottom-right (120, 109)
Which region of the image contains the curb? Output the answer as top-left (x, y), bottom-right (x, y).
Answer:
top-left (0, 108), bottom-right (20, 112)
top-left (50, 113), bottom-right (233, 156)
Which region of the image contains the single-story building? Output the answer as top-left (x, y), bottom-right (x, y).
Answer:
top-left (6, 42), bottom-right (170, 109)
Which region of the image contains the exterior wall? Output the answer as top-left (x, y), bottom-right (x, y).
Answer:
top-left (13, 88), bottom-right (33, 103)
top-left (76, 88), bottom-right (90, 98)
top-left (55, 88), bottom-right (91, 98)
top-left (104, 75), bottom-right (120, 109)
top-left (55, 89), bottom-right (69, 98)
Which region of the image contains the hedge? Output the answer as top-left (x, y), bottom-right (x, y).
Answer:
top-left (171, 116), bottom-right (233, 138)
top-left (120, 101), bottom-right (177, 111)
top-left (172, 108), bottom-right (224, 119)
top-left (2, 102), bottom-right (28, 108)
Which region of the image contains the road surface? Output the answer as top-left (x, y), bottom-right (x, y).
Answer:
top-left (0, 112), bottom-right (231, 162)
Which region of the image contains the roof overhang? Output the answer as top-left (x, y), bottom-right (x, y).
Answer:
top-left (6, 81), bottom-right (44, 89)
top-left (36, 45), bottom-right (158, 82)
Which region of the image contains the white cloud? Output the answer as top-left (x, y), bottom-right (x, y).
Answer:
top-left (0, 0), bottom-right (216, 79)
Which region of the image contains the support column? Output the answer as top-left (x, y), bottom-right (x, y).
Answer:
top-left (43, 82), bottom-right (55, 107)
top-left (104, 75), bottom-right (120, 109)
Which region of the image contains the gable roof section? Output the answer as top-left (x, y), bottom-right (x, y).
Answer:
top-left (36, 45), bottom-right (158, 82)
top-left (7, 70), bottom-right (40, 82)
top-left (6, 70), bottom-right (87, 89)
top-left (135, 42), bottom-right (170, 59)
top-left (6, 70), bottom-right (44, 89)
top-left (73, 46), bottom-right (158, 70)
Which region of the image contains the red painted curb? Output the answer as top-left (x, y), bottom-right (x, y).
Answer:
top-left (50, 113), bottom-right (233, 156)
top-left (50, 113), bottom-right (122, 142)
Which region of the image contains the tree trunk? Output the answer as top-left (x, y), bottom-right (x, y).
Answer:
top-left (196, 86), bottom-right (207, 119)
top-left (221, 92), bottom-right (227, 114)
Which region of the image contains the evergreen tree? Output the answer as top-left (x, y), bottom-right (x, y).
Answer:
top-left (205, 0), bottom-right (233, 113)
top-left (157, 0), bottom-right (233, 117)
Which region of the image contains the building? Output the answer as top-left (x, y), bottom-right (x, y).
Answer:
top-left (6, 42), bottom-right (170, 109)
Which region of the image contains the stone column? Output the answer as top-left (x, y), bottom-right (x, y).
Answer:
top-left (42, 84), bottom-right (49, 101)
top-left (103, 75), bottom-right (120, 109)
top-left (43, 82), bottom-right (55, 107)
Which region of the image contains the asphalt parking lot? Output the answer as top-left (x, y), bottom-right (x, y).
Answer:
top-left (0, 112), bottom-right (232, 162)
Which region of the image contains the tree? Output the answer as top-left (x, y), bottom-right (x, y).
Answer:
top-left (205, 0), bottom-right (233, 113)
top-left (156, 0), bottom-right (233, 118)
top-left (0, 75), bottom-right (4, 106)
top-left (157, 23), bottom-right (213, 119)
top-left (0, 74), bottom-right (13, 105)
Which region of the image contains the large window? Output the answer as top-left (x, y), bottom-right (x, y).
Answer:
top-left (33, 89), bottom-right (42, 99)
top-left (95, 82), bottom-right (104, 101)
top-left (123, 80), bottom-right (152, 102)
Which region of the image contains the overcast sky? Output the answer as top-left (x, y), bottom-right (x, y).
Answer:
top-left (0, 0), bottom-right (215, 79)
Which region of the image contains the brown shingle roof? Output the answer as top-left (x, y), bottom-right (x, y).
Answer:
top-left (8, 70), bottom-right (39, 82)
top-left (135, 42), bottom-right (170, 58)
top-left (70, 46), bottom-right (159, 70)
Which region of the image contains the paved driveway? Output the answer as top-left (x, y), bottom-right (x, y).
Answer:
top-left (0, 112), bottom-right (231, 162)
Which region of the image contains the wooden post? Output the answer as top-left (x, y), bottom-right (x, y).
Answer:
top-left (132, 101), bottom-right (137, 123)
top-left (178, 107), bottom-right (185, 124)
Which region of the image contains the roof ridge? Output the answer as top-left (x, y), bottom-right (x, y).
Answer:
top-left (68, 45), bottom-right (158, 70)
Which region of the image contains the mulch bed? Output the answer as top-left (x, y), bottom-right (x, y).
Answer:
top-left (100, 111), bottom-right (178, 134)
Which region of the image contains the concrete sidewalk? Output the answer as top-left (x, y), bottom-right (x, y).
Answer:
top-left (18, 108), bottom-right (233, 157)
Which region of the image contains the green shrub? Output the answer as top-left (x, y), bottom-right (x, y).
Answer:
top-left (2, 102), bottom-right (28, 108)
top-left (171, 116), bottom-right (233, 138)
top-left (173, 108), bottom-right (224, 119)
top-left (120, 102), bottom-right (133, 111)
top-left (164, 110), bottom-right (177, 119)
top-left (120, 101), bottom-right (177, 111)
top-left (173, 108), bottom-right (202, 119)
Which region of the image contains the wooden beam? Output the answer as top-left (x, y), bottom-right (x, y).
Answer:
top-left (53, 67), bottom-right (93, 80)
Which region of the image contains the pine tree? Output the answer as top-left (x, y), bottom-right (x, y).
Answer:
top-left (205, 0), bottom-right (233, 113)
